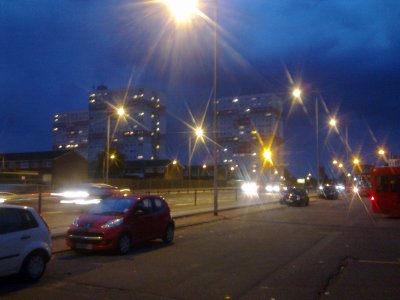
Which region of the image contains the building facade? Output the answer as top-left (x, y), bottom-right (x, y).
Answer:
top-left (53, 111), bottom-right (89, 158)
top-left (217, 93), bottom-right (283, 181)
top-left (87, 85), bottom-right (166, 163)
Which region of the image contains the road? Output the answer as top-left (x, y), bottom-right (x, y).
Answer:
top-left (4, 190), bottom-right (282, 235)
top-left (1, 193), bottom-right (400, 299)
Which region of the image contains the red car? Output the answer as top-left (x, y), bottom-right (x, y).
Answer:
top-left (66, 194), bottom-right (175, 254)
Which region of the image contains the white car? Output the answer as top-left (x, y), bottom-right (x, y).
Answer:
top-left (0, 205), bottom-right (52, 281)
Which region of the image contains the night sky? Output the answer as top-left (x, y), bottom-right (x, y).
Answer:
top-left (1, 0), bottom-right (399, 177)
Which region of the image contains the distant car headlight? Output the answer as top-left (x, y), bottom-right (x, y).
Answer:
top-left (353, 186), bottom-right (359, 193)
top-left (273, 185), bottom-right (280, 192)
top-left (335, 184), bottom-right (345, 191)
top-left (101, 218), bottom-right (123, 228)
top-left (266, 185), bottom-right (273, 192)
top-left (0, 198), bottom-right (5, 203)
top-left (319, 185), bottom-right (323, 190)
top-left (241, 182), bottom-right (258, 196)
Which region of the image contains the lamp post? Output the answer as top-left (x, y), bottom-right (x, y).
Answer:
top-left (188, 127), bottom-right (203, 183)
top-left (105, 107), bottom-right (125, 183)
top-left (212, 0), bottom-right (218, 216)
top-left (292, 88), bottom-right (320, 186)
top-left (163, 0), bottom-right (218, 214)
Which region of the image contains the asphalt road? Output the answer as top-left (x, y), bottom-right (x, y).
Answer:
top-left (1, 194), bottom-right (400, 300)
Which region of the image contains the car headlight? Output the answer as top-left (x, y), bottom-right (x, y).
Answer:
top-left (53, 190), bottom-right (89, 198)
top-left (273, 185), bottom-right (280, 192)
top-left (101, 218), bottom-right (123, 229)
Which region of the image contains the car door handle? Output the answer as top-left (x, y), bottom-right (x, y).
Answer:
top-left (20, 235), bottom-right (31, 240)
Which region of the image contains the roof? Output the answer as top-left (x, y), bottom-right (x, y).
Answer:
top-left (1, 150), bottom-right (82, 161)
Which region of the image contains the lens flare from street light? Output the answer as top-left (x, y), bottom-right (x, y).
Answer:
top-left (163, 0), bottom-right (199, 23)
top-left (378, 148), bottom-right (385, 156)
top-left (195, 127), bottom-right (203, 138)
top-left (353, 158), bottom-right (360, 165)
top-left (263, 148), bottom-right (272, 162)
top-left (117, 107), bottom-right (125, 117)
top-left (292, 88), bottom-right (302, 98)
top-left (329, 118), bottom-right (337, 127)
top-left (172, 160), bottom-right (177, 165)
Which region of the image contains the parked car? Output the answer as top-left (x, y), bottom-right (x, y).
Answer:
top-left (52, 183), bottom-right (125, 205)
top-left (318, 184), bottom-right (339, 200)
top-left (0, 205), bottom-right (52, 281)
top-left (66, 194), bottom-right (175, 254)
top-left (280, 188), bottom-right (309, 206)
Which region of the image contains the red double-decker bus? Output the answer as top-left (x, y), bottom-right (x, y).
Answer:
top-left (370, 166), bottom-right (400, 216)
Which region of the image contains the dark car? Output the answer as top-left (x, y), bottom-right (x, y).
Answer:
top-left (66, 194), bottom-right (175, 254)
top-left (280, 188), bottom-right (309, 207)
top-left (319, 185), bottom-right (339, 200)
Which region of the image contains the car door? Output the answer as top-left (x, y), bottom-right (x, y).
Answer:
top-left (128, 198), bottom-right (154, 242)
top-left (151, 197), bottom-right (168, 237)
top-left (0, 208), bottom-right (38, 276)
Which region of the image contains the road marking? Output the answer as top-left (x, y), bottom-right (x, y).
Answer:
top-left (174, 203), bottom-right (193, 207)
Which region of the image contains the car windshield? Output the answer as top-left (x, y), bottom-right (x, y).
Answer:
top-left (89, 198), bottom-right (136, 215)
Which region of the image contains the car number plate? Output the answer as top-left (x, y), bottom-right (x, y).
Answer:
top-left (74, 243), bottom-right (93, 250)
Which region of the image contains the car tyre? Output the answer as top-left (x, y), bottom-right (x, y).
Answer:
top-left (117, 233), bottom-right (131, 255)
top-left (20, 251), bottom-right (47, 282)
top-left (163, 225), bottom-right (174, 244)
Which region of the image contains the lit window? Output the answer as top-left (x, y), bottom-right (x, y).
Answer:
top-left (223, 159), bottom-right (227, 163)
top-left (139, 112), bottom-right (144, 116)
top-left (233, 137), bottom-right (238, 140)
top-left (138, 137), bottom-right (143, 141)
top-left (156, 104), bottom-right (160, 108)
top-left (151, 114), bottom-right (155, 119)
top-left (239, 131), bottom-right (244, 135)
top-left (58, 145), bottom-right (63, 149)
top-left (156, 128), bottom-right (160, 131)
top-left (140, 93), bottom-right (144, 97)
top-left (53, 128), bottom-right (58, 131)
top-left (232, 98), bottom-right (239, 103)
top-left (224, 148), bottom-right (228, 152)
top-left (156, 121), bottom-right (160, 125)
top-left (251, 130), bottom-right (257, 134)
top-left (156, 145), bottom-right (160, 149)
top-left (156, 98), bottom-right (160, 102)
top-left (246, 108), bottom-right (250, 112)
top-left (134, 95), bottom-right (138, 99)
top-left (54, 114), bottom-right (59, 118)
top-left (252, 153), bottom-right (256, 156)
top-left (54, 119), bottom-right (58, 122)
top-left (137, 155), bottom-right (143, 159)
top-left (90, 93), bottom-right (96, 97)
top-left (90, 99), bottom-right (95, 103)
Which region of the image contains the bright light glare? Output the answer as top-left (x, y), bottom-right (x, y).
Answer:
top-left (329, 118), bottom-right (337, 127)
top-left (378, 149), bottom-right (385, 156)
top-left (195, 127), bottom-right (203, 138)
top-left (0, 198), bottom-right (5, 203)
top-left (163, 0), bottom-right (199, 22)
top-left (353, 186), bottom-right (359, 193)
top-left (263, 149), bottom-right (272, 162)
top-left (52, 191), bottom-right (89, 198)
top-left (353, 158), bottom-right (360, 165)
top-left (60, 198), bottom-right (101, 205)
top-left (266, 184), bottom-right (280, 193)
top-left (336, 184), bottom-right (345, 191)
top-left (117, 107), bottom-right (125, 116)
top-left (241, 182), bottom-right (258, 196)
top-left (292, 88), bottom-right (301, 98)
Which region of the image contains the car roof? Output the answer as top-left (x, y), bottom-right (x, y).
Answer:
top-left (0, 204), bottom-right (34, 211)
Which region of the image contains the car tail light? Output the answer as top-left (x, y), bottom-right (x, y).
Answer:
top-left (370, 196), bottom-right (375, 201)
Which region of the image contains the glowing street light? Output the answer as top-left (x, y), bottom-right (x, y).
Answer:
top-left (329, 118), bottom-right (337, 127)
top-left (378, 148), bottom-right (385, 156)
top-left (195, 127), bottom-right (203, 138)
top-left (172, 159), bottom-right (178, 165)
top-left (292, 88), bottom-right (302, 99)
top-left (338, 163), bottom-right (343, 168)
top-left (263, 148), bottom-right (272, 163)
top-left (333, 160), bottom-right (338, 165)
top-left (353, 158), bottom-right (360, 165)
top-left (110, 154), bottom-right (116, 160)
top-left (163, 0), bottom-right (199, 23)
top-left (106, 106), bottom-right (126, 183)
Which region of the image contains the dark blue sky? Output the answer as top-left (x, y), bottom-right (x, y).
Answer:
top-left (1, 0), bottom-right (399, 177)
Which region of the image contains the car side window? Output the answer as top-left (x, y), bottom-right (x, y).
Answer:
top-left (0, 208), bottom-right (38, 234)
top-left (136, 198), bottom-right (153, 214)
top-left (152, 198), bottom-right (165, 212)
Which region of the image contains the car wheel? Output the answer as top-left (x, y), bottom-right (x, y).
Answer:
top-left (117, 233), bottom-right (131, 255)
top-left (163, 225), bottom-right (174, 244)
top-left (20, 251), bottom-right (47, 281)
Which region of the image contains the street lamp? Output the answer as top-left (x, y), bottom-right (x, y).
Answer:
top-left (163, 0), bottom-right (219, 215)
top-left (378, 148), bottom-right (385, 156)
top-left (105, 106), bottom-right (126, 183)
top-left (292, 88), bottom-right (320, 186)
top-left (188, 126), bottom-right (204, 181)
